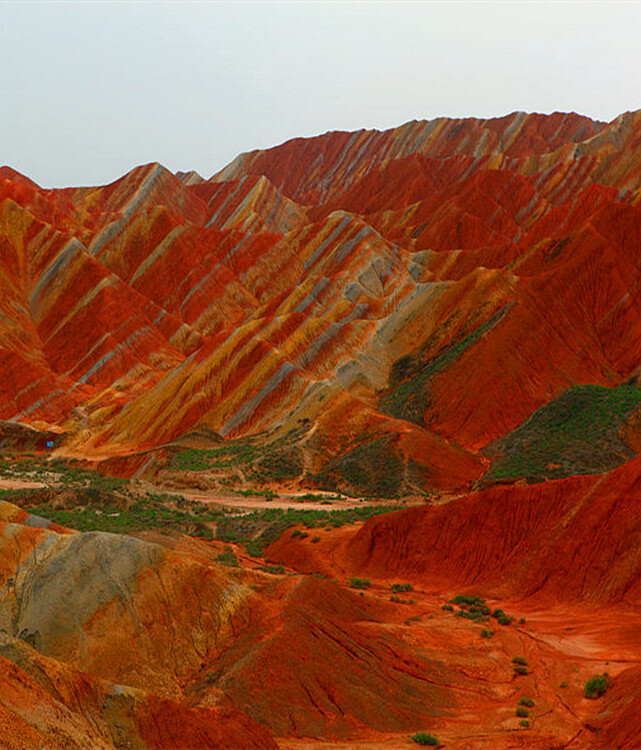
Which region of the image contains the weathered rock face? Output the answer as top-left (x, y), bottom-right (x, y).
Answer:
top-left (345, 454), bottom-right (641, 604)
top-left (3, 110), bottom-right (641, 493)
top-left (0, 502), bottom-right (282, 748)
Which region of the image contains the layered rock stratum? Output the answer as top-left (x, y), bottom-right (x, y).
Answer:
top-left (3, 110), bottom-right (641, 748)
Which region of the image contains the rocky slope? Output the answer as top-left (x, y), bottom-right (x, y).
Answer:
top-left (4, 110), bottom-right (641, 748)
top-left (3, 110), bottom-right (641, 496)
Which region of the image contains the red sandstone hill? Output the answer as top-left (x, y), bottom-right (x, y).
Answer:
top-left (6, 105), bottom-right (641, 744)
top-left (3, 110), bottom-right (641, 497)
top-left (5, 110), bottom-right (641, 747)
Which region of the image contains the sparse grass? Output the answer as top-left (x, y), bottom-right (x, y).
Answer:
top-left (350, 577), bottom-right (370, 590)
top-left (390, 595), bottom-right (415, 605)
top-left (296, 493), bottom-right (344, 503)
top-left (314, 435), bottom-right (403, 497)
top-left (484, 384), bottom-right (641, 482)
top-left (216, 546), bottom-right (239, 567)
top-left (258, 564), bottom-right (285, 575)
top-left (28, 494), bottom-right (221, 538)
top-left (0, 455), bottom-right (130, 493)
top-left (216, 504), bottom-right (397, 557)
top-left (455, 609), bottom-right (489, 623)
top-left (381, 307), bottom-right (509, 426)
top-left (480, 629), bottom-right (494, 639)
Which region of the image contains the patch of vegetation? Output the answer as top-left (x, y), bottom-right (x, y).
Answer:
top-left (295, 493), bottom-right (344, 503)
top-left (391, 583), bottom-right (414, 593)
top-left (519, 697), bottom-right (535, 708)
top-left (484, 384), bottom-right (641, 483)
top-left (519, 719), bottom-right (530, 728)
top-left (411, 732), bottom-right (439, 747)
top-left (441, 603), bottom-right (454, 612)
top-left (515, 707), bottom-right (529, 718)
top-left (513, 666), bottom-right (528, 676)
top-left (234, 488), bottom-right (277, 501)
top-left (584, 673), bottom-right (611, 699)
top-left (560, 681), bottom-right (568, 689)
top-left (381, 307), bottom-right (509, 425)
top-left (291, 528), bottom-right (309, 540)
top-left (172, 448), bottom-right (232, 472)
top-left (491, 608), bottom-right (513, 626)
top-left (451, 594), bottom-right (486, 607)
top-left (455, 609), bottom-right (489, 623)
top-left (314, 435), bottom-right (402, 497)
top-left (390, 595), bottom-right (415, 605)
top-left (255, 447), bottom-right (304, 481)
top-left (0, 455), bottom-right (131, 493)
top-left (216, 504), bottom-right (397, 557)
top-left (350, 577), bottom-right (370, 590)
top-left (168, 429), bottom-right (308, 485)
top-left (512, 657), bottom-right (527, 666)
top-left (216, 546), bottom-right (240, 567)
top-left (28, 493), bottom-right (221, 538)
top-left (447, 594), bottom-right (493, 622)
top-left (480, 628), bottom-right (494, 639)
top-left (258, 564), bottom-right (285, 575)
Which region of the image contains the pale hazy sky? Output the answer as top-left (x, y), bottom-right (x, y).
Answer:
top-left (1, 1), bottom-right (640, 188)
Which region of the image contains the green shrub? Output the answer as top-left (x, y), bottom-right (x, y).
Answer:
top-left (512, 656), bottom-right (527, 666)
top-left (452, 594), bottom-right (485, 607)
top-left (513, 665), bottom-right (528, 676)
top-left (519, 697), bottom-right (535, 707)
top-left (519, 719), bottom-right (530, 728)
top-left (311, 535), bottom-right (321, 543)
top-left (480, 628), bottom-right (494, 639)
top-left (350, 577), bottom-right (370, 590)
top-left (441, 603), bottom-right (454, 612)
top-left (560, 681), bottom-right (568, 688)
top-left (391, 583), bottom-right (414, 593)
top-left (515, 706), bottom-right (529, 718)
top-left (411, 731), bottom-right (439, 746)
top-left (498, 615), bottom-right (512, 626)
top-left (455, 609), bottom-right (487, 623)
top-left (584, 673), bottom-right (611, 699)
